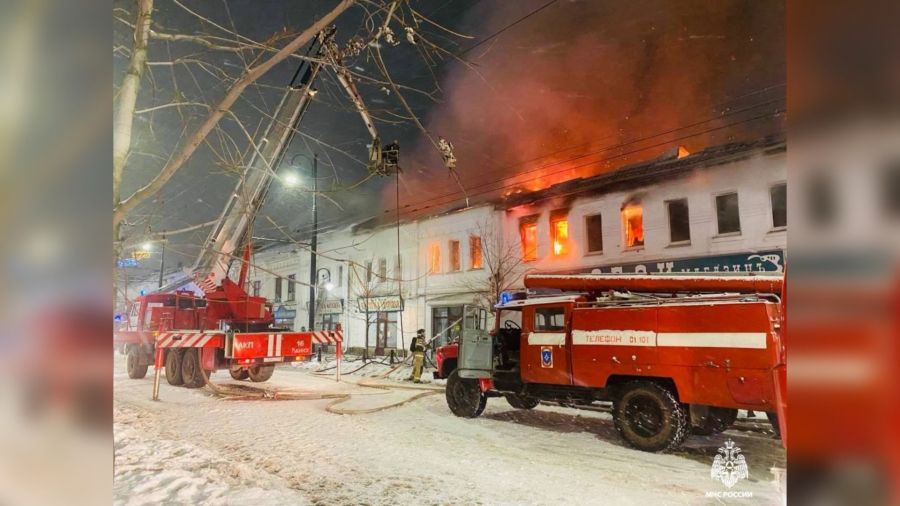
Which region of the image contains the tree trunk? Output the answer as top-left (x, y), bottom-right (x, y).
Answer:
top-left (112, 0), bottom-right (354, 227)
top-left (113, 0), bottom-right (152, 210)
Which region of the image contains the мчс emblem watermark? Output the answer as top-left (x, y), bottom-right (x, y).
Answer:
top-left (706, 439), bottom-right (753, 498)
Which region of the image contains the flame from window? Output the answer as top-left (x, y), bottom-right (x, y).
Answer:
top-left (552, 219), bottom-right (569, 255)
top-left (622, 204), bottom-right (644, 247)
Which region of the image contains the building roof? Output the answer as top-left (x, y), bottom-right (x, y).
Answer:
top-left (351, 134), bottom-right (785, 233)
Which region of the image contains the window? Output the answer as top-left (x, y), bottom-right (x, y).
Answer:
top-left (770, 183), bottom-right (787, 229)
top-left (252, 280), bottom-right (261, 297)
top-left (666, 199), bottom-right (691, 243)
top-left (550, 210), bottom-right (569, 256)
top-left (449, 240), bottom-right (461, 271)
top-left (286, 274), bottom-right (296, 301)
top-left (378, 258), bottom-right (387, 281)
top-left (715, 192), bottom-right (741, 234)
top-left (534, 307), bottom-right (565, 331)
top-left (621, 203), bottom-right (644, 248)
top-left (274, 277), bottom-right (282, 302)
top-left (338, 265), bottom-right (343, 287)
top-left (584, 214), bottom-right (603, 253)
top-left (428, 243), bottom-right (441, 273)
top-left (366, 261), bottom-right (373, 283)
top-left (469, 236), bottom-right (483, 269)
top-left (519, 216), bottom-right (538, 261)
top-left (808, 172), bottom-right (835, 228)
top-left (884, 161), bottom-right (900, 218)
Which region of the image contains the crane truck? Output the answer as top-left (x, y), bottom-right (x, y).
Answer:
top-left (445, 273), bottom-right (787, 452)
top-left (114, 28), bottom-right (393, 389)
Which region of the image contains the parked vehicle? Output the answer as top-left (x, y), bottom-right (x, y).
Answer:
top-left (445, 273), bottom-right (787, 452)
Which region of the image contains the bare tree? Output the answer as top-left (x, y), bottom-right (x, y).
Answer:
top-left (458, 220), bottom-right (525, 309)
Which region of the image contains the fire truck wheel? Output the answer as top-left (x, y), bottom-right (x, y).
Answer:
top-left (181, 349), bottom-right (206, 388)
top-left (691, 407), bottom-right (737, 435)
top-left (248, 365), bottom-right (274, 383)
top-left (165, 350), bottom-right (184, 386)
top-left (446, 370), bottom-right (486, 418)
top-left (613, 382), bottom-right (688, 452)
top-left (229, 366), bottom-right (249, 380)
top-left (505, 393), bottom-right (540, 410)
top-left (126, 346), bottom-right (148, 379)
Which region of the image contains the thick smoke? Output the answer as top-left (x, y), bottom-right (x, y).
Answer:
top-left (394, 0), bottom-right (785, 214)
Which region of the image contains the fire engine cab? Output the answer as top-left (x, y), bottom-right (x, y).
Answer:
top-left (445, 273), bottom-right (787, 452)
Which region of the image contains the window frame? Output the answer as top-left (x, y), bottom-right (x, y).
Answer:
top-left (769, 182), bottom-right (787, 231)
top-left (621, 204), bottom-right (645, 250)
top-left (274, 277), bottom-right (282, 303)
top-left (519, 215), bottom-right (539, 262)
top-left (428, 243), bottom-right (441, 274)
top-left (448, 239), bottom-right (461, 272)
top-left (549, 209), bottom-right (570, 257)
top-left (469, 235), bottom-right (483, 270)
top-left (713, 191), bottom-right (742, 236)
top-left (584, 212), bottom-right (603, 255)
top-left (286, 274), bottom-right (296, 302)
top-left (665, 198), bottom-right (691, 245)
top-left (378, 257), bottom-right (387, 281)
top-left (533, 306), bottom-right (567, 332)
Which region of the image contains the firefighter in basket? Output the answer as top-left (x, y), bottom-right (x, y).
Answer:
top-left (408, 329), bottom-right (426, 383)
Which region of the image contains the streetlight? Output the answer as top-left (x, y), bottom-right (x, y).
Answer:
top-left (324, 281), bottom-right (335, 292)
top-left (283, 173), bottom-right (299, 187)
top-left (141, 242), bottom-right (152, 252)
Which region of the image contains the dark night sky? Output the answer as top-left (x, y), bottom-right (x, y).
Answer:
top-left (115, 0), bottom-right (784, 280)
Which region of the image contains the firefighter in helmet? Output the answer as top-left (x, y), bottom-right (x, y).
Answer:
top-left (408, 329), bottom-right (426, 383)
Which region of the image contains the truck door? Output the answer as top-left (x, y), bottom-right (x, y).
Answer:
top-left (457, 305), bottom-right (492, 379)
top-left (521, 303), bottom-right (571, 385)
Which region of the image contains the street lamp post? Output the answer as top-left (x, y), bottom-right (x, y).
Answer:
top-left (307, 154), bottom-right (318, 332)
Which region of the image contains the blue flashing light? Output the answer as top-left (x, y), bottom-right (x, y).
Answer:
top-left (500, 291), bottom-right (512, 305)
top-left (139, 289), bottom-right (146, 296)
top-left (114, 314), bottom-right (123, 321)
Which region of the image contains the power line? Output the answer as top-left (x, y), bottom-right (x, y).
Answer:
top-left (458, 0), bottom-right (560, 56)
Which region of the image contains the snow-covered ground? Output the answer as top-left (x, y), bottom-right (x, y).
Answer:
top-left (114, 358), bottom-right (786, 505)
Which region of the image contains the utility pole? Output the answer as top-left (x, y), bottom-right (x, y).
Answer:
top-left (157, 234), bottom-right (166, 288)
top-left (307, 154), bottom-right (318, 332)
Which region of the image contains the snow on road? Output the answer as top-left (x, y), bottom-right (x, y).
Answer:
top-left (114, 362), bottom-right (785, 505)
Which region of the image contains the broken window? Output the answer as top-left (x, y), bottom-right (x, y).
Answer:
top-left (366, 260), bottom-right (373, 283)
top-left (252, 280), bottom-right (261, 297)
top-left (715, 192), bottom-right (741, 234)
top-left (519, 216), bottom-right (538, 262)
top-left (621, 204), bottom-right (644, 248)
top-left (770, 183), bottom-right (787, 229)
top-left (449, 240), bottom-right (461, 272)
top-left (274, 277), bottom-right (282, 302)
top-left (428, 243), bottom-right (441, 274)
top-left (585, 213), bottom-right (603, 253)
top-left (667, 199), bottom-right (691, 243)
top-left (534, 307), bottom-right (565, 331)
top-left (550, 210), bottom-right (569, 256)
top-left (469, 236), bottom-right (483, 269)
top-left (338, 265), bottom-right (343, 287)
top-left (287, 274), bottom-right (296, 301)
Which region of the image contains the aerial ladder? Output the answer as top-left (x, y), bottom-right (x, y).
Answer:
top-left (114, 28), bottom-right (395, 393)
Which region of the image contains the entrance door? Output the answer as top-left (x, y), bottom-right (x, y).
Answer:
top-left (369, 311), bottom-right (397, 356)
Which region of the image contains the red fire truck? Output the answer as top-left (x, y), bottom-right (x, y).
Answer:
top-left (445, 273), bottom-right (787, 452)
top-left (114, 29), bottom-right (388, 390)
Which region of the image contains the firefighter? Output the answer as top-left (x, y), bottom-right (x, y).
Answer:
top-left (408, 329), bottom-right (426, 383)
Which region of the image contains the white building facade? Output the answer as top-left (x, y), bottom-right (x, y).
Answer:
top-left (249, 138), bottom-right (787, 356)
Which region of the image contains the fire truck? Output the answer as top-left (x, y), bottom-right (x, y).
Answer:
top-left (445, 273), bottom-right (787, 452)
top-left (114, 29), bottom-right (393, 389)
